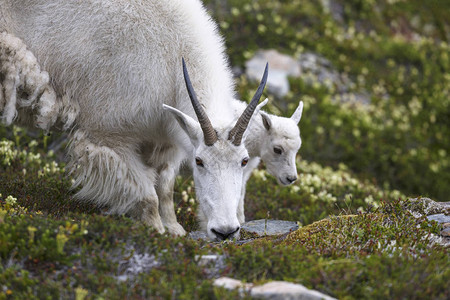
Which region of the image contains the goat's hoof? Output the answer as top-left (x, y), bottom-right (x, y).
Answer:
top-left (141, 217), bottom-right (166, 234)
top-left (165, 222), bottom-right (186, 236)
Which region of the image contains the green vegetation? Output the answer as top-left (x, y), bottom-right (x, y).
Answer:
top-left (1, 127), bottom-right (448, 299)
top-left (1, 0), bottom-right (449, 298)
top-left (207, 0), bottom-right (449, 201)
top-left (227, 200), bottom-right (448, 299)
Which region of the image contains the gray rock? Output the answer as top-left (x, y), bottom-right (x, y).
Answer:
top-left (245, 49), bottom-right (300, 98)
top-left (334, 92), bottom-right (371, 105)
top-left (242, 219), bottom-right (299, 236)
top-left (298, 52), bottom-right (371, 104)
top-left (408, 197), bottom-right (450, 216)
top-left (297, 52), bottom-right (352, 94)
top-left (320, 0), bottom-right (344, 23)
top-left (196, 254), bottom-right (221, 266)
top-left (441, 228), bottom-right (450, 237)
top-left (427, 214), bottom-right (450, 224)
top-left (214, 277), bottom-right (252, 294)
top-left (195, 255), bottom-right (226, 278)
top-left (251, 281), bottom-right (336, 300)
top-left (298, 52), bottom-right (332, 71)
top-left (245, 49), bottom-right (371, 104)
top-left (214, 277), bottom-right (336, 300)
top-left (117, 251), bottom-right (160, 281)
top-left (189, 230), bottom-right (208, 240)
top-left (428, 233), bottom-right (450, 247)
top-left (232, 65), bottom-right (244, 77)
top-left (189, 219), bottom-right (299, 241)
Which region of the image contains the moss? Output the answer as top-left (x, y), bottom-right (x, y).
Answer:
top-left (238, 228), bottom-right (261, 240)
top-left (224, 200), bottom-right (448, 299)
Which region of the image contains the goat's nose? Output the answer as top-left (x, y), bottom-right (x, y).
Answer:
top-left (286, 175), bottom-right (298, 184)
top-left (211, 226), bottom-right (240, 241)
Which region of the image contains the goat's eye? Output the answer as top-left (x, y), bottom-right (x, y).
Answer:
top-left (195, 157), bottom-right (204, 167)
top-left (241, 158), bottom-right (249, 167)
top-left (274, 147), bottom-right (283, 155)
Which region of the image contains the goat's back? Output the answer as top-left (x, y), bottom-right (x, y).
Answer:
top-left (1, 0), bottom-right (235, 138)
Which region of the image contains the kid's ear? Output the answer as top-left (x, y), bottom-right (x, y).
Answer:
top-left (261, 111), bottom-right (272, 131)
top-left (291, 101), bottom-right (304, 124)
top-left (241, 98), bottom-right (269, 143)
top-left (255, 98), bottom-right (269, 115)
top-left (163, 104), bottom-right (202, 147)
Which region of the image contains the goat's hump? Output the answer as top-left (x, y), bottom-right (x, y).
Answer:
top-left (2, 0), bottom-right (235, 132)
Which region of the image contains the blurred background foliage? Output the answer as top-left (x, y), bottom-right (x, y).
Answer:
top-left (205, 0), bottom-right (449, 201)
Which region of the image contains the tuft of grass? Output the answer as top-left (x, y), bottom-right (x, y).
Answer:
top-left (223, 199), bottom-right (449, 299)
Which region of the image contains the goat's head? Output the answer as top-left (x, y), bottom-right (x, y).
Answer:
top-left (163, 59), bottom-right (268, 241)
top-left (259, 101), bottom-right (303, 185)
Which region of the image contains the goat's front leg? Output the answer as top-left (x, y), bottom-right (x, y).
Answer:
top-left (67, 130), bottom-right (165, 233)
top-left (157, 164), bottom-right (186, 236)
top-left (128, 184), bottom-right (166, 234)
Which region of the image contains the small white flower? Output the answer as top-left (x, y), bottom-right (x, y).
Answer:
top-left (182, 191), bottom-right (189, 202)
top-left (5, 195), bottom-right (17, 206)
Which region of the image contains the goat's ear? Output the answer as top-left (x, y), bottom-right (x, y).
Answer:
top-left (256, 98), bottom-right (269, 114)
top-left (261, 111), bottom-right (272, 131)
top-left (163, 104), bottom-right (202, 146)
top-left (291, 101), bottom-right (304, 124)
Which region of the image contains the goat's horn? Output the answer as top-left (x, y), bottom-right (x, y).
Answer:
top-left (182, 58), bottom-right (218, 146)
top-left (228, 62), bottom-right (268, 146)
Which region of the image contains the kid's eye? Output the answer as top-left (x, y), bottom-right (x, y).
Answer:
top-left (195, 157), bottom-right (204, 167)
top-left (274, 147), bottom-right (283, 155)
top-left (241, 158), bottom-right (249, 167)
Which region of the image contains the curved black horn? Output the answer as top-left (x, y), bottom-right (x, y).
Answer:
top-left (228, 62), bottom-right (268, 146)
top-left (182, 58), bottom-right (218, 146)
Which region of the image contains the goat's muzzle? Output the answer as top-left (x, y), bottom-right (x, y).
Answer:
top-left (211, 226), bottom-right (240, 241)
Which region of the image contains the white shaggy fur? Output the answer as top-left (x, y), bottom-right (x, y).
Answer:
top-left (0, 0), bottom-right (265, 240)
top-left (0, 32), bottom-right (60, 131)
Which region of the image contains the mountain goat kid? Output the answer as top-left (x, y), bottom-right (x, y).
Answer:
top-left (232, 99), bottom-right (304, 223)
top-left (0, 0), bottom-right (270, 240)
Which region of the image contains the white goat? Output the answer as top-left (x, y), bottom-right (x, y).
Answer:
top-left (0, 0), bottom-right (271, 241)
top-left (0, 0), bottom-right (304, 238)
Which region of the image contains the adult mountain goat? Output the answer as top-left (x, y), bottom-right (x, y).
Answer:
top-left (0, 0), bottom-right (271, 240)
top-left (0, 0), bottom-right (304, 239)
